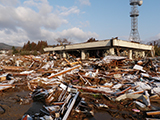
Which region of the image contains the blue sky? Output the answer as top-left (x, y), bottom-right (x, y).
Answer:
top-left (0, 0), bottom-right (159, 46)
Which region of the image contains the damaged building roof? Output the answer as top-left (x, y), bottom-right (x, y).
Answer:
top-left (44, 39), bottom-right (154, 52)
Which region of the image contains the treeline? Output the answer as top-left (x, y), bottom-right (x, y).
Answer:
top-left (22, 41), bottom-right (48, 53)
top-left (12, 40), bottom-right (48, 55)
top-left (12, 38), bottom-right (72, 55)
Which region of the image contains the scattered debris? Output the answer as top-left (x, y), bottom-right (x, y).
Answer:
top-left (0, 54), bottom-right (160, 120)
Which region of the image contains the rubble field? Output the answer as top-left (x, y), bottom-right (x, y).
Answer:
top-left (0, 54), bottom-right (160, 120)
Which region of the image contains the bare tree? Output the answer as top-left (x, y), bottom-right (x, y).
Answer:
top-left (86, 37), bottom-right (98, 42)
top-left (56, 38), bottom-right (71, 45)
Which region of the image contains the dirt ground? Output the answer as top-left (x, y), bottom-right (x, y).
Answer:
top-left (0, 85), bottom-right (32, 120)
top-left (0, 85), bottom-right (160, 120)
top-left (0, 86), bottom-right (132, 120)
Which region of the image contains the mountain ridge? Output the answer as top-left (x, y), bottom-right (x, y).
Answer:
top-left (0, 43), bottom-right (20, 50)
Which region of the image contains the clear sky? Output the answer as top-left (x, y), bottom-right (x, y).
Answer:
top-left (0, 0), bottom-right (159, 46)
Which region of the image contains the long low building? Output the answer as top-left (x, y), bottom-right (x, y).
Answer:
top-left (44, 38), bottom-right (154, 60)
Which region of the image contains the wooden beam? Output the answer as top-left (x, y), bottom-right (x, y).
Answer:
top-left (48, 65), bottom-right (81, 79)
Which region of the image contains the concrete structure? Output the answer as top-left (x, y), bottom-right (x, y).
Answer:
top-left (44, 38), bottom-right (154, 60)
top-left (81, 50), bottom-right (86, 60)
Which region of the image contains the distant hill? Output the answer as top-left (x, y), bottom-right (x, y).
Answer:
top-left (0, 43), bottom-right (16, 50)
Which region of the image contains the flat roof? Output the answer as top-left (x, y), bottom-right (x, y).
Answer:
top-left (44, 39), bottom-right (153, 52)
top-left (113, 39), bottom-right (153, 50)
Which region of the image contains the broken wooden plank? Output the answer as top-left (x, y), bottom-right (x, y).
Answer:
top-left (146, 111), bottom-right (160, 116)
top-left (2, 66), bottom-right (25, 72)
top-left (116, 87), bottom-right (132, 95)
top-left (0, 85), bottom-right (13, 91)
top-left (48, 65), bottom-right (81, 79)
top-left (64, 58), bottom-right (72, 66)
top-left (78, 73), bottom-right (92, 86)
top-left (0, 75), bottom-right (6, 81)
top-left (72, 85), bottom-right (113, 95)
top-left (70, 61), bottom-right (82, 66)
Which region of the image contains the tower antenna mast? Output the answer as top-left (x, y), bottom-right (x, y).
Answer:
top-left (129, 0), bottom-right (143, 43)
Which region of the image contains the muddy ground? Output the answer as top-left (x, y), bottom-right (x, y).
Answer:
top-left (0, 85), bottom-right (132, 120)
top-left (0, 85), bottom-right (32, 120)
top-left (1, 85), bottom-right (159, 120)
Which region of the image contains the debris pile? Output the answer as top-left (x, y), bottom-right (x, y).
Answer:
top-left (0, 54), bottom-right (160, 120)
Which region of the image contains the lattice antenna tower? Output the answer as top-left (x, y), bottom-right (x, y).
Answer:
top-left (129, 0), bottom-right (143, 43)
